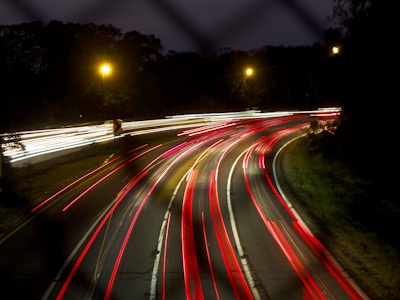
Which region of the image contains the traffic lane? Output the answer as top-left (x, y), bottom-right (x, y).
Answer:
top-left (0, 140), bottom-right (185, 299)
top-left (145, 129), bottom-right (256, 299)
top-left (231, 150), bottom-right (314, 299)
top-left (157, 132), bottom-right (238, 299)
top-left (44, 140), bottom-right (198, 299)
top-left (211, 130), bottom-right (304, 299)
top-left (0, 156), bottom-right (138, 299)
top-left (236, 126), bottom-right (364, 299)
top-left (104, 152), bottom-right (201, 299)
top-left (230, 178), bottom-right (305, 299)
top-left (178, 132), bottom-right (261, 299)
top-left (104, 135), bottom-right (230, 299)
top-left (265, 129), bottom-right (363, 299)
top-left (45, 127), bottom-right (230, 298)
top-left (190, 168), bottom-right (238, 300)
top-left (70, 135), bottom-right (214, 297)
top-left (159, 117), bottom-right (311, 299)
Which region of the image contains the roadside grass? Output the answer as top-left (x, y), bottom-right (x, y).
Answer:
top-left (0, 143), bottom-right (114, 236)
top-left (0, 131), bottom-right (178, 236)
top-left (279, 136), bottom-right (400, 300)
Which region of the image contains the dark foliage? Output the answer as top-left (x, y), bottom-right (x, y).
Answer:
top-left (0, 21), bottom-right (339, 132)
top-left (325, 0), bottom-right (396, 197)
top-left (306, 125), bottom-right (399, 249)
top-left (0, 0), bottom-right (394, 202)
top-left (0, 174), bottom-right (29, 207)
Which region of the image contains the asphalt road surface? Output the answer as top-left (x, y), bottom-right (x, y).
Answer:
top-left (0, 112), bottom-right (367, 299)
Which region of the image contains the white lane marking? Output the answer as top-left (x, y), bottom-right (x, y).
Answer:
top-left (227, 149), bottom-right (261, 300)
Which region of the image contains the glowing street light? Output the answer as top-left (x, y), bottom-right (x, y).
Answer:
top-left (245, 67), bottom-right (253, 77)
top-left (332, 46), bottom-right (340, 55)
top-left (244, 67), bottom-right (254, 84)
top-left (99, 63), bottom-right (112, 83)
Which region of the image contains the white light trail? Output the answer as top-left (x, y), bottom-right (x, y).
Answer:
top-left (1, 108), bottom-right (340, 164)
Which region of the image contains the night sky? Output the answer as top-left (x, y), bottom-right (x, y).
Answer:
top-left (0, 0), bottom-right (333, 52)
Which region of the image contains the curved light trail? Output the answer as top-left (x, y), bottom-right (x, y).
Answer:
top-left (0, 108), bottom-right (368, 300)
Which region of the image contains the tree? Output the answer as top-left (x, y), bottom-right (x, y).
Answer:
top-left (0, 133), bottom-right (25, 178)
top-left (326, 0), bottom-right (396, 189)
top-left (329, 0), bottom-right (395, 123)
top-left (0, 22), bottom-right (47, 131)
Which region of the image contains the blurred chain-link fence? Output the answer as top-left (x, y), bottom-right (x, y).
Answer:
top-left (1, 0), bottom-right (330, 53)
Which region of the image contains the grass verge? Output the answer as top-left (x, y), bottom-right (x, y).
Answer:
top-left (276, 136), bottom-right (400, 300)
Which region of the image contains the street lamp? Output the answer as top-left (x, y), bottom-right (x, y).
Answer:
top-left (99, 63), bottom-right (112, 83)
top-left (332, 46), bottom-right (340, 55)
top-left (245, 67), bottom-right (253, 77)
top-left (244, 67), bottom-right (254, 84)
top-left (242, 67), bottom-right (255, 107)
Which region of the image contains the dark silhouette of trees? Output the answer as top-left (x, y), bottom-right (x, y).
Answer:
top-left (0, 19), bottom-right (359, 133)
top-left (304, 0), bottom-right (397, 232)
top-left (0, 5), bottom-right (396, 242)
top-left (324, 0), bottom-right (395, 181)
top-left (0, 22), bottom-right (155, 129)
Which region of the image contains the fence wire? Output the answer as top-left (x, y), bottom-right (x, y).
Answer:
top-left (2, 0), bottom-right (329, 54)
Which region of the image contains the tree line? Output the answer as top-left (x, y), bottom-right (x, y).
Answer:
top-left (0, 20), bottom-right (340, 132)
top-left (0, 0), bottom-right (395, 182)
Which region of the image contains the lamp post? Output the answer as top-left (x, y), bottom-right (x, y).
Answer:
top-left (242, 67), bottom-right (255, 107)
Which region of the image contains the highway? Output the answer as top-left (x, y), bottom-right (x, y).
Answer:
top-left (0, 109), bottom-right (367, 299)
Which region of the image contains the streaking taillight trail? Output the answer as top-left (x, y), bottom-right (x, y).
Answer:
top-left (34, 109), bottom-right (365, 299)
top-left (201, 212), bottom-right (220, 300)
top-left (209, 170), bottom-right (254, 299)
top-left (55, 170), bottom-right (149, 300)
top-left (181, 170), bottom-right (204, 300)
top-left (241, 122), bottom-right (365, 299)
